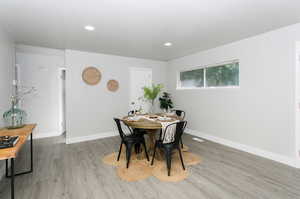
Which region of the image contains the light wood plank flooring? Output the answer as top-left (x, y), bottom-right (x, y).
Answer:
top-left (0, 134), bottom-right (300, 199)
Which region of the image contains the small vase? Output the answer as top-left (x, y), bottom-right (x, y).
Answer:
top-left (3, 104), bottom-right (27, 129)
top-left (148, 101), bottom-right (155, 114)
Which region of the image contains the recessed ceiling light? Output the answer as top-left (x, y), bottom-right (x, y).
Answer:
top-left (84, 25), bottom-right (95, 31)
top-left (164, 42), bottom-right (172, 47)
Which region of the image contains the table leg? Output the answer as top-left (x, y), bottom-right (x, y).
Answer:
top-left (6, 159), bottom-right (8, 177)
top-left (5, 133), bottom-right (33, 177)
top-left (11, 158), bottom-right (15, 199)
top-left (147, 130), bottom-right (156, 154)
top-left (146, 130), bottom-right (164, 160)
top-left (30, 133), bottom-right (33, 173)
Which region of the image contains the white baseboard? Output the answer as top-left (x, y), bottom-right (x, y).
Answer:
top-left (33, 131), bottom-right (63, 139)
top-left (185, 128), bottom-right (299, 168)
top-left (66, 131), bottom-right (118, 144)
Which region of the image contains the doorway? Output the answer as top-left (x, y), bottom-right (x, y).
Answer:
top-left (295, 42), bottom-right (300, 167)
top-left (59, 68), bottom-right (66, 136)
top-left (129, 67), bottom-right (152, 113)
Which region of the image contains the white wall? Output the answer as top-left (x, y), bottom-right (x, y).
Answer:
top-left (0, 26), bottom-right (14, 181)
top-left (65, 50), bottom-right (167, 142)
top-left (167, 23), bottom-right (300, 166)
top-left (296, 42), bottom-right (300, 160)
top-left (16, 45), bottom-right (65, 138)
top-left (0, 27), bottom-right (14, 127)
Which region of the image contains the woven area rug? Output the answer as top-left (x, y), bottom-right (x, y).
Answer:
top-left (102, 144), bottom-right (201, 182)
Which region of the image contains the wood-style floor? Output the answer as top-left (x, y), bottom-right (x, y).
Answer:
top-left (0, 134), bottom-right (300, 199)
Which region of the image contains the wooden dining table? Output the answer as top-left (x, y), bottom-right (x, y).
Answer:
top-left (122, 113), bottom-right (181, 160)
top-left (0, 124), bottom-right (36, 199)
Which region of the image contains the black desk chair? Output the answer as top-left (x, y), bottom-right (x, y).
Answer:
top-left (151, 121), bottom-right (187, 176)
top-left (172, 110), bottom-right (186, 120)
top-left (127, 111), bottom-right (147, 152)
top-left (114, 118), bottom-right (149, 168)
top-left (128, 110), bottom-right (135, 116)
top-left (171, 110), bottom-right (186, 148)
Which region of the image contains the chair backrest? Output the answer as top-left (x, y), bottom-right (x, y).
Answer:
top-left (161, 121), bottom-right (187, 145)
top-left (113, 118), bottom-right (133, 139)
top-left (128, 110), bottom-right (135, 116)
top-left (172, 110), bottom-right (186, 120)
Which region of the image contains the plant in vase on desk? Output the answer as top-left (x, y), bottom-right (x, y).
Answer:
top-left (159, 92), bottom-right (174, 113)
top-left (3, 86), bottom-right (36, 129)
top-left (129, 101), bottom-right (143, 114)
top-left (142, 84), bottom-right (163, 114)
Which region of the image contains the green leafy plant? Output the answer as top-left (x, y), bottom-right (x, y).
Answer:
top-left (143, 84), bottom-right (163, 106)
top-left (159, 92), bottom-right (173, 112)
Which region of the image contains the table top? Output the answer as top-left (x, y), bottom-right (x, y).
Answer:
top-left (122, 113), bottom-right (180, 130)
top-left (0, 124), bottom-right (36, 160)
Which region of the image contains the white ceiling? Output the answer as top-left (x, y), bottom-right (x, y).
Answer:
top-left (0, 0), bottom-right (300, 61)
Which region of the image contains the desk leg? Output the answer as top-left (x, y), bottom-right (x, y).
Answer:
top-left (5, 159), bottom-right (8, 177)
top-left (5, 133), bottom-right (33, 177)
top-left (30, 133), bottom-right (33, 173)
top-left (147, 130), bottom-right (164, 160)
top-left (11, 158), bottom-right (15, 199)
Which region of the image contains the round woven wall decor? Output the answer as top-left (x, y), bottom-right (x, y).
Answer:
top-left (82, 67), bottom-right (101, 85)
top-left (107, 79), bottom-right (119, 92)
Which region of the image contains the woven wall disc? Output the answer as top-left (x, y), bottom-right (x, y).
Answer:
top-left (107, 79), bottom-right (119, 92)
top-left (82, 67), bottom-right (101, 85)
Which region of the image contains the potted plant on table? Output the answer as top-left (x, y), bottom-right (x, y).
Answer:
top-left (3, 86), bottom-right (36, 129)
top-left (143, 84), bottom-right (163, 113)
top-left (159, 92), bottom-right (174, 113)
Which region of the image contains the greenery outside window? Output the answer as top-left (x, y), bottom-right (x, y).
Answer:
top-left (178, 60), bottom-right (239, 89)
top-left (179, 68), bottom-right (204, 88)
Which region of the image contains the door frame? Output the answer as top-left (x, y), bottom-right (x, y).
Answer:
top-left (295, 42), bottom-right (300, 168)
top-left (129, 67), bottom-right (153, 112)
top-left (58, 67), bottom-right (67, 137)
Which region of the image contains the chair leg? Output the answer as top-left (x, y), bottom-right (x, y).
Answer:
top-left (180, 138), bottom-right (184, 149)
top-left (151, 142), bottom-right (157, 165)
top-left (142, 140), bottom-right (149, 161)
top-left (178, 147), bottom-right (185, 170)
top-left (134, 143), bottom-right (139, 154)
top-left (165, 150), bottom-right (172, 176)
top-left (117, 142), bottom-right (123, 161)
top-left (126, 143), bottom-right (134, 168)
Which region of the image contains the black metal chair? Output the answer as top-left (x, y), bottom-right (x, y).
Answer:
top-left (128, 110), bottom-right (135, 116)
top-left (114, 118), bottom-right (149, 168)
top-left (127, 111), bottom-right (147, 152)
top-left (151, 121), bottom-right (187, 176)
top-left (172, 110), bottom-right (186, 120)
top-left (171, 110), bottom-right (186, 148)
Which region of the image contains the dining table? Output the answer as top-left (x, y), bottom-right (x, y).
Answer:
top-left (0, 124), bottom-right (36, 199)
top-left (122, 113), bottom-right (182, 160)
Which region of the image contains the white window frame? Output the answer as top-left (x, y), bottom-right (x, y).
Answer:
top-left (176, 59), bottom-right (240, 90)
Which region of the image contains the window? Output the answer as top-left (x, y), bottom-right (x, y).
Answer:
top-left (205, 62), bottom-right (239, 87)
top-left (178, 61), bottom-right (239, 89)
top-left (179, 68), bottom-right (204, 88)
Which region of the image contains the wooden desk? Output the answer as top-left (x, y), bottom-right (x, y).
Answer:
top-left (122, 114), bottom-right (181, 160)
top-left (0, 124), bottom-right (36, 199)
top-left (122, 113), bottom-right (180, 129)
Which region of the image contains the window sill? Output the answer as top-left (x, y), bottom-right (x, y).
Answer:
top-left (176, 86), bottom-right (240, 90)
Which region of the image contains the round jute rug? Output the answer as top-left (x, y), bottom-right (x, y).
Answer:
top-left (152, 160), bottom-right (188, 182)
top-left (117, 160), bottom-right (153, 182)
top-left (102, 146), bottom-right (201, 182)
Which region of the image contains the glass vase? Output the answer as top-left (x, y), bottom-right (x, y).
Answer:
top-left (3, 104), bottom-right (27, 129)
top-left (148, 101), bottom-right (155, 114)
